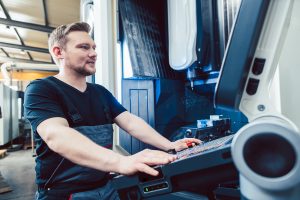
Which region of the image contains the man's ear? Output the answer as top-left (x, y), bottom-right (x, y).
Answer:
top-left (52, 46), bottom-right (63, 59)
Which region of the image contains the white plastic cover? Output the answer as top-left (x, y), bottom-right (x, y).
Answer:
top-left (168, 0), bottom-right (197, 70)
top-left (80, 0), bottom-right (94, 34)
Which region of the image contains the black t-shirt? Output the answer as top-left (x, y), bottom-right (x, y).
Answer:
top-left (25, 76), bottom-right (126, 132)
top-left (24, 76), bottom-right (126, 187)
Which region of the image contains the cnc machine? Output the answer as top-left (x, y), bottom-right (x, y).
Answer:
top-left (111, 0), bottom-right (300, 199)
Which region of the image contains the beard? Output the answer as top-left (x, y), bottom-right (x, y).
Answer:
top-left (74, 64), bottom-right (96, 76)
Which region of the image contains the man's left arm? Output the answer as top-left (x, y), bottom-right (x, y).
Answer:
top-left (114, 111), bottom-right (200, 152)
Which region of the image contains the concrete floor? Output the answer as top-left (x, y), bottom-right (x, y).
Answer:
top-left (0, 149), bottom-right (36, 200)
top-left (0, 145), bottom-right (128, 200)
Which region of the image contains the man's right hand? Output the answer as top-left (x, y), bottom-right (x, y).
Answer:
top-left (117, 149), bottom-right (176, 176)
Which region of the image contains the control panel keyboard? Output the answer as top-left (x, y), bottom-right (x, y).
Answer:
top-left (176, 134), bottom-right (235, 160)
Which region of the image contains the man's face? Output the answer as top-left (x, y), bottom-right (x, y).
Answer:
top-left (62, 31), bottom-right (97, 76)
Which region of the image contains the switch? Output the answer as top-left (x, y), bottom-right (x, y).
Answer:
top-left (246, 78), bottom-right (260, 95)
top-left (252, 58), bottom-right (265, 75)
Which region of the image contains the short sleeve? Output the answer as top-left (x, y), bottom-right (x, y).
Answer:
top-left (100, 87), bottom-right (127, 119)
top-left (24, 79), bottom-right (65, 132)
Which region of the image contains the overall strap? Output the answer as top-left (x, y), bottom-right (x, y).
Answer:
top-left (97, 87), bottom-right (113, 124)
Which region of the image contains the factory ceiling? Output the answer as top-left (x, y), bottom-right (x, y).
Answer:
top-left (0, 0), bottom-right (80, 66)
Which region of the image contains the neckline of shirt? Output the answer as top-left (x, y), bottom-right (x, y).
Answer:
top-left (49, 76), bottom-right (90, 94)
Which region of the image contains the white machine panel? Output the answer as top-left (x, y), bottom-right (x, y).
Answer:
top-left (168, 0), bottom-right (197, 70)
top-left (0, 83), bottom-right (19, 146)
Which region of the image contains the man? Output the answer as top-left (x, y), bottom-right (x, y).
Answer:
top-left (24, 22), bottom-right (200, 200)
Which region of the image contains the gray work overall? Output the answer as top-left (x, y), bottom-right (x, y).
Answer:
top-left (35, 78), bottom-right (120, 200)
top-left (35, 124), bottom-right (120, 200)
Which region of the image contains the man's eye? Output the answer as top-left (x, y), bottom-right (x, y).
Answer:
top-left (80, 45), bottom-right (89, 49)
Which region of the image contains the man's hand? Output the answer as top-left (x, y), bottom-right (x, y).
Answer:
top-left (117, 149), bottom-right (176, 176)
top-left (171, 138), bottom-right (202, 152)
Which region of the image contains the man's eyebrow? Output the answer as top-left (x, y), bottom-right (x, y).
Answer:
top-left (76, 43), bottom-right (90, 46)
top-left (76, 43), bottom-right (96, 48)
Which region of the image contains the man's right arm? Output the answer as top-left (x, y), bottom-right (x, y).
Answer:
top-left (37, 117), bottom-right (176, 176)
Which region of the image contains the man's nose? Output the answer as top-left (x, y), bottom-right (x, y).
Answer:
top-left (89, 49), bottom-right (97, 59)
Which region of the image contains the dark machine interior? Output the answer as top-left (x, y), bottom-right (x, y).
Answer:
top-left (118, 0), bottom-right (247, 155)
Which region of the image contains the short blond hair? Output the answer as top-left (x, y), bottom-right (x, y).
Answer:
top-left (48, 22), bottom-right (91, 65)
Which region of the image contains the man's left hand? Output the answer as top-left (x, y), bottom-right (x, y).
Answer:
top-left (171, 138), bottom-right (202, 152)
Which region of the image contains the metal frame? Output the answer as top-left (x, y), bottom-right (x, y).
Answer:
top-left (0, 48), bottom-right (9, 57)
top-left (0, 0), bottom-right (54, 63)
top-left (0, 42), bottom-right (49, 53)
top-left (0, 18), bottom-right (54, 33)
top-left (42, 0), bottom-right (49, 27)
top-left (0, 56), bottom-right (52, 64)
top-left (0, 0), bottom-right (33, 60)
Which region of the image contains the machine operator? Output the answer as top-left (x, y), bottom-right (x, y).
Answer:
top-left (24, 22), bottom-right (200, 200)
